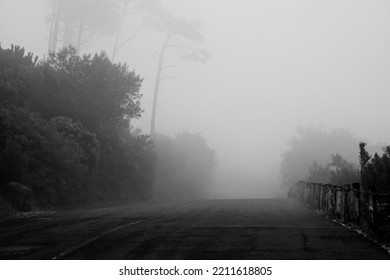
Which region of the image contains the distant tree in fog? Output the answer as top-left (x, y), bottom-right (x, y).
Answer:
top-left (306, 154), bottom-right (360, 185)
top-left (47, 0), bottom-right (119, 53)
top-left (111, 0), bottom-right (164, 61)
top-left (46, 1), bottom-right (211, 138)
top-left (154, 132), bottom-right (216, 200)
top-left (280, 127), bottom-right (361, 187)
top-left (328, 153), bottom-right (360, 185)
top-left (306, 161), bottom-right (331, 183)
top-left (148, 12), bottom-right (211, 138)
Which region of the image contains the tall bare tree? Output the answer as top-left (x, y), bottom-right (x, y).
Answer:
top-left (148, 12), bottom-right (211, 138)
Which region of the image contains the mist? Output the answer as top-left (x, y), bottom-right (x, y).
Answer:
top-left (1, 0), bottom-right (390, 200)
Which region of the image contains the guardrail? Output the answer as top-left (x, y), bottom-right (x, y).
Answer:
top-left (288, 181), bottom-right (390, 232)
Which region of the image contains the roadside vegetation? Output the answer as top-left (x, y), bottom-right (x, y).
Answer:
top-left (280, 127), bottom-right (390, 192)
top-left (282, 127), bottom-right (390, 240)
top-left (280, 127), bottom-right (361, 187)
top-left (0, 45), bottom-right (216, 211)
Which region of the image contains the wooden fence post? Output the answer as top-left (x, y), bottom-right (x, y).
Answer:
top-left (343, 184), bottom-right (351, 223)
top-left (336, 186), bottom-right (342, 219)
top-left (359, 182), bottom-right (370, 231)
top-left (340, 185), bottom-right (345, 222)
top-left (324, 184), bottom-right (332, 213)
top-left (352, 183), bottom-right (360, 224)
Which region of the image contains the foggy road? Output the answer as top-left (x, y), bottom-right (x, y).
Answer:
top-left (0, 199), bottom-right (388, 260)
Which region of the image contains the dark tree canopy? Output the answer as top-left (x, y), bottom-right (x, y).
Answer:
top-left (0, 45), bottom-right (154, 207)
top-left (37, 47), bottom-right (143, 134)
top-left (360, 142), bottom-right (390, 199)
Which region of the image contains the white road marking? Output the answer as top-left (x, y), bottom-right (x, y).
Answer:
top-left (52, 202), bottom-right (194, 260)
top-left (52, 221), bottom-right (141, 260)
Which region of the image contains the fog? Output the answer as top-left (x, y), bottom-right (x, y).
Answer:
top-left (2, 0), bottom-right (390, 199)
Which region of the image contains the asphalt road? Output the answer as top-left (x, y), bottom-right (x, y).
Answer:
top-left (0, 199), bottom-right (388, 260)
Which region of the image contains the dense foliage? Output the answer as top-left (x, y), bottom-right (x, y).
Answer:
top-left (360, 143), bottom-right (390, 201)
top-left (0, 45), bottom-right (155, 206)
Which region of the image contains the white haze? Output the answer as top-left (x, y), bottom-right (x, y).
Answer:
top-left (1, 0), bottom-right (390, 198)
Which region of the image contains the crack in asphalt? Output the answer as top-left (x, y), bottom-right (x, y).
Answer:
top-left (299, 230), bottom-right (308, 251)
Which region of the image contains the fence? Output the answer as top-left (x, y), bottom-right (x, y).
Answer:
top-left (288, 181), bottom-right (390, 232)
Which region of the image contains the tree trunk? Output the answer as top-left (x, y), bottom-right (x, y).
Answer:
top-left (48, 4), bottom-right (56, 53)
top-left (49, 1), bottom-right (62, 53)
top-left (150, 34), bottom-right (171, 139)
top-left (111, 0), bottom-right (130, 62)
top-left (76, 17), bottom-right (85, 53)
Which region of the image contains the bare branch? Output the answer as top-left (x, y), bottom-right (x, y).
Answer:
top-left (116, 24), bottom-right (145, 51)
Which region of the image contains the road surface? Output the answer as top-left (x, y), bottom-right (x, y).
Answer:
top-left (0, 199), bottom-right (388, 259)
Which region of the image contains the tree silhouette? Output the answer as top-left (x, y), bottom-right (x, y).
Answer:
top-left (148, 12), bottom-right (211, 138)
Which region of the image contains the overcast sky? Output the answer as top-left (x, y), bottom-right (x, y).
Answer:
top-left (1, 0), bottom-right (390, 196)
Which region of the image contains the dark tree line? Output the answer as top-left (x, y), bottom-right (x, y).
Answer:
top-left (0, 45), bottom-right (216, 208)
top-left (0, 45), bottom-right (154, 206)
top-left (360, 143), bottom-right (390, 202)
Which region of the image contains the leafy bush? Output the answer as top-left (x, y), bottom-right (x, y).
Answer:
top-left (0, 105), bottom-right (87, 205)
